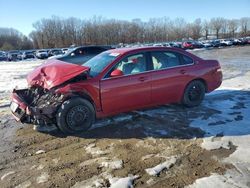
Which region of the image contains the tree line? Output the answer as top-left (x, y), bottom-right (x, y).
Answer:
top-left (1, 16), bottom-right (250, 50)
top-left (0, 28), bottom-right (33, 50)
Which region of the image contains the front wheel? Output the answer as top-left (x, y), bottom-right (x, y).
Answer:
top-left (56, 97), bottom-right (95, 134)
top-left (182, 80), bottom-right (205, 107)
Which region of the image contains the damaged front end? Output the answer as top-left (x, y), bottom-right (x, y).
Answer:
top-left (10, 86), bottom-right (64, 126)
top-left (10, 60), bottom-right (91, 128)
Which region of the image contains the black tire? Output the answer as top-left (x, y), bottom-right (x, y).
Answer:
top-left (182, 80), bottom-right (205, 107)
top-left (56, 97), bottom-right (95, 134)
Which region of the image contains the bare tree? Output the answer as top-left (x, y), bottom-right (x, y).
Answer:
top-left (0, 27), bottom-right (33, 50)
top-left (210, 17), bottom-right (225, 39)
top-left (228, 19), bottom-right (238, 38)
top-left (3, 16), bottom-right (250, 50)
top-left (188, 18), bottom-right (202, 40)
top-left (240, 17), bottom-right (250, 37)
top-left (202, 20), bottom-right (210, 40)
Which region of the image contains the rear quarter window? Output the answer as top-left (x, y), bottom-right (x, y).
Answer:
top-left (182, 55), bottom-right (194, 65)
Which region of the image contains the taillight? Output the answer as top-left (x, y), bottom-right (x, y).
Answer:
top-left (216, 68), bottom-right (222, 72)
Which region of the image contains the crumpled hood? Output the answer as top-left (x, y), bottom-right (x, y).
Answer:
top-left (27, 59), bottom-right (90, 89)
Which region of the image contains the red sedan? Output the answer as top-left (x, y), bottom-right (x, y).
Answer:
top-left (10, 47), bottom-right (222, 133)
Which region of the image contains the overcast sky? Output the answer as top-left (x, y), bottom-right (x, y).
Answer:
top-left (0, 0), bottom-right (249, 36)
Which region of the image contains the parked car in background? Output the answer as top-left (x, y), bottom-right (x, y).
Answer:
top-left (211, 40), bottom-right (221, 47)
top-left (169, 42), bottom-right (182, 48)
top-left (52, 45), bottom-right (113, 65)
top-left (0, 51), bottom-right (7, 61)
top-left (35, 50), bottom-right (49, 59)
top-left (182, 41), bottom-right (204, 49)
top-left (245, 37), bottom-right (250, 44)
top-left (48, 49), bottom-right (64, 57)
top-left (62, 48), bottom-right (68, 54)
top-left (220, 39), bottom-right (233, 46)
top-left (21, 51), bottom-right (36, 60)
top-left (153, 43), bottom-right (164, 47)
top-left (192, 41), bottom-right (204, 48)
top-left (182, 41), bottom-right (194, 49)
top-left (202, 41), bottom-right (213, 48)
top-left (7, 50), bottom-right (21, 61)
top-left (10, 47), bottom-right (222, 133)
top-left (231, 39), bottom-right (242, 45)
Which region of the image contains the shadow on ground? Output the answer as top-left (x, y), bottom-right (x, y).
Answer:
top-left (44, 89), bottom-right (250, 139)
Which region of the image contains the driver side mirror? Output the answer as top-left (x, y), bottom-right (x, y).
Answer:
top-left (110, 69), bottom-right (124, 77)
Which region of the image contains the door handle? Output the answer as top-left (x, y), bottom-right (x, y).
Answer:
top-left (180, 70), bottom-right (186, 74)
top-left (138, 77), bottom-right (147, 82)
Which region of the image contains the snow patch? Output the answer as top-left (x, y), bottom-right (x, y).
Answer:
top-left (37, 164), bottom-right (44, 170)
top-left (112, 114), bottom-right (132, 122)
top-left (35, 150), bottom-right (46, 155)
top-left (52, 158), bottom-right (59, 165)
top-left (201, 137), bottom-right (230, 150)
top-left (101, 160), bottom-right (123, 169)
top-left (72, 172), bottom-right (113, 188)
top-left (141, 154), bottom-right (155, 161)
top-left (79, 157), bottom-right (108, 167)
top-left (185, 173), bottom-right (241, 188)
top-left (154, 129), bottom-right (168, 135)
top-left (0, 60), bottom-right (43, 93)
top-left (36, 172), bottom-right (49, 184)
top-left (146, 178), bottom-right (155, 185)
top-left (1, 171), bottom-right (15, 180)
top-left (145, 156), bottom-right (177, 176)
top-left (72, 175), bottom-right (106, 188)
top-left (109, 175), bottom-right (139, 188)
top-left (15, 180), bottom-right (32, 188)
top-left (189, 88), bottom-right (250, 188)
top-left (85, 143), bottom-right (107, 156)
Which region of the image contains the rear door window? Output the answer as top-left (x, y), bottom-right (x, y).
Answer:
top-left (151, 51), bottom-right (181, 70)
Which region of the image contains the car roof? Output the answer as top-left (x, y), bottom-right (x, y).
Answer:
top-left (106, 46), bottom-right (183, 55)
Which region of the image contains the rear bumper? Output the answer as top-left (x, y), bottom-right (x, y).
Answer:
top-left (207, 70), bottom-right (223, 92)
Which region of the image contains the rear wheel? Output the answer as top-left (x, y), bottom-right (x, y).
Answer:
top-left (182, 80), bottom-right (205, 107)
top-left (56, 97), bottom-right (95, 134)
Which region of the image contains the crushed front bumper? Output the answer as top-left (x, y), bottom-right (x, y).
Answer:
top-left (10, 88), bottom-right (64, 125)
top-left (10, 89), bottom-right (29, 122)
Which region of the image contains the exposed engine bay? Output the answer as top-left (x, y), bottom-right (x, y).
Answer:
top-left (11, 86), bottom-right (64, 126)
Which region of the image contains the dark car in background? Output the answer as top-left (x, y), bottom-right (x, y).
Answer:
top-left (0, 51), bottom-right (7, 61)
top-left (53, 46), bottom-right (113, 65)
top-left (169, 42), bottom-right (182, 48)
top-left (211, 40), bottom-right (221, 47)
top-left (7, 50), bottom-right (21, 61)
top-left (21, 51), bottom-right (36, 60)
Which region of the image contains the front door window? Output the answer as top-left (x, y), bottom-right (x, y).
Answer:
top-left (111, 53), bottom-right (147, 76)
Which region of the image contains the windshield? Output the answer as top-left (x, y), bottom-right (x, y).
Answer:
top-left (84, 52), bottom-right (119, 77)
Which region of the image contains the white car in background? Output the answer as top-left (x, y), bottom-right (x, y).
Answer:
top-left (35, 50), bottom-right (49, 59)
top-left (220, 39), bottom-right (233, 46)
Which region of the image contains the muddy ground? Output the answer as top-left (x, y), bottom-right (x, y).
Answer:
top-left (0, 46), bottom-right (249, 188)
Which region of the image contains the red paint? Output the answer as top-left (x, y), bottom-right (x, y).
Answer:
top-left (11, 47), bottom-right (222, 121)
top-left (27, 59), bottom-right (90, 89)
